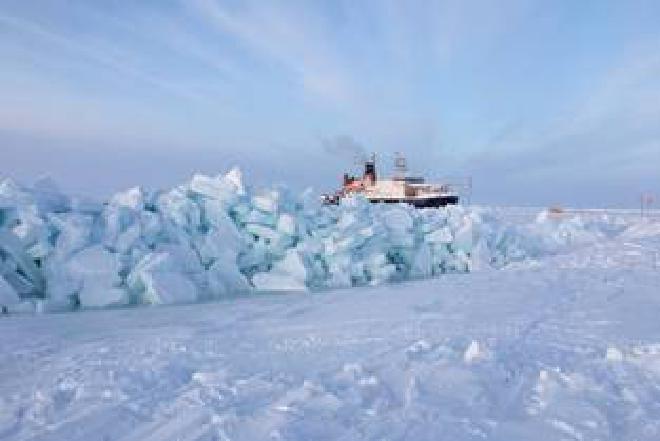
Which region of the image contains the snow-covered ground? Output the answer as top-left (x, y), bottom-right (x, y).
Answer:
top-left (1, 211), bottom-right (660, 440)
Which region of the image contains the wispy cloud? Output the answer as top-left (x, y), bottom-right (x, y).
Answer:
top-left (189, 0), bottom-right (356, 107)
top-left (0, 12), bottom-right (208, 103)
top-left (461, 45), bottom-right (660, 206)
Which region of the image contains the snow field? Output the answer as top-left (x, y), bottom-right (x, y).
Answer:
top-left (2, 260), bottom-right (660, 440)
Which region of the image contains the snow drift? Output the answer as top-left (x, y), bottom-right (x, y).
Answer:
top-left (0, 170), bottom-right (627, 311)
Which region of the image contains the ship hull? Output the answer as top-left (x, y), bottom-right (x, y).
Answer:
top-left (367, 195), bottom-right (459, 208)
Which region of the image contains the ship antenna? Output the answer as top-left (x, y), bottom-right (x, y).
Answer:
top-left (394, 152), bottom-right (407, 178)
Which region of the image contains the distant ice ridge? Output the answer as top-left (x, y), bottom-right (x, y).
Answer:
top-left (0, 170), bottom-right (628, 312)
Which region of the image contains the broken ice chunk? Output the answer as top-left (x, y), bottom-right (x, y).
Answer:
top-left (110, 186), bottom-right (145, 210)
top-left (0, 230), bottom-right (45, 296)
top-left (223, 167), bottom-right (245, 195)
top-left (244, 209), bottom-right (277, 227)
top-left (606, 347), bottom-right (624, 362)
top-left (205, 254), bottom-right (250, 297)
top-left (252, 248), bottom-right (307, 291)
top-left (188, 174), bottom-right (240, 204)
top-left (115, 223), bottom-right (141, 254)
top-left (252, 190), bottom-right (279, 213)
top-left (48, 213), bottom-right (94, 258)
top-left (369, 263), bottom-right (397, 285)
top-left (138, 269), bottom-right (198, 305)
top-left (276, 213), bottom-right (297, 237)
top-left (382, 207), bottom-right (414, 232)
top-left (410, 243), bottom-right (432, 278)
top-left (32, 176), bottom-right (71, 213)
top-left (245, 223), bottom-right (282, 243)
top-left (426, 227), bottom-right (453, 244)
top-left (453, 219), bottom-right (474, 252)
top-left (65, 245), bottom-right (126, 308)
top-left (128, 249), bottom-right (200, 305)
top-left (0, 276), bottom-right (20, 310)
top-left (463, 340), bottom-right (484, 364)
top-left (157, 188), bottom-right (201, 231)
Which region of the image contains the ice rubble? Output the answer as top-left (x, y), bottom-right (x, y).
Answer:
top-left (0, 170), bottom-right (628, 311)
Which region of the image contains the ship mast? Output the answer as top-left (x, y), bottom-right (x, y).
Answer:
top-left (394, 152), bottom-right (407, 179)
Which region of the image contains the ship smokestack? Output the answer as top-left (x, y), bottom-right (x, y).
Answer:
top-left (363, 154), bottom-right (377, 183)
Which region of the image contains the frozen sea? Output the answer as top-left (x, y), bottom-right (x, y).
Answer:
top-left (1, 209), bottom-right (660, 441)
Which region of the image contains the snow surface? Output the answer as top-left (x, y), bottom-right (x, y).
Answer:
top-left (1, 203), bottom-right (660, 439)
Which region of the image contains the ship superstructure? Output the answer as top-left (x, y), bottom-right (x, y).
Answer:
top-left (322, 154), bottom-right (459, 208)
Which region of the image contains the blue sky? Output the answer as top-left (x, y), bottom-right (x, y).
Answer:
top-left (1, 0), bottom-right (659, 206)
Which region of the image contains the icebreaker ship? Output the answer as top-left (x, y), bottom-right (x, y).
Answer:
top-left (322, 153), bottom-right (460, 208)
